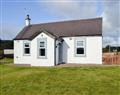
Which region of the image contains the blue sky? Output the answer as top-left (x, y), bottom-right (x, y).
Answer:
top-left (0, 0), bottom-right (120, 47)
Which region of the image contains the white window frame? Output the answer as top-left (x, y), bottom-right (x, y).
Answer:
top-left (75, 38), bottom-right (86, 57)
top-left (23, 41), bottom-right (31, 56)
top-left (37, 38), bottom-right (47, 58)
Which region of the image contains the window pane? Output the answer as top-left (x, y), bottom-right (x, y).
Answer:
top-left (40, 42), bottom-right (45, 47)
top-left (24, 48), bottom-right (30, 54)
top-left (77, 41), bottom-right (83, 46)
top-left (39, 49), bottom-right (45, 56)
top-left (25, 43), bottom-right (29, 47)
top-left (77, 48), bottom-right (84, 54)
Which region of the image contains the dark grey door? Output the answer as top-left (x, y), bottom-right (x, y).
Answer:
top-left (58, 43), bottom-right (63, 63)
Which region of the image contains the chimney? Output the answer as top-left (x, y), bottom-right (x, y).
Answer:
top-left (25, 14), bottom-right (31, 26)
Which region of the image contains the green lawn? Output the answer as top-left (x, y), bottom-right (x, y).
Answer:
top-left (0, 58), bottom-right (13, 63)
top-left (0, 64), bottom-right (120, 95)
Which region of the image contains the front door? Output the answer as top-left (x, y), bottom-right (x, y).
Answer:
top-left (58, 43), bottom-right (63, 64)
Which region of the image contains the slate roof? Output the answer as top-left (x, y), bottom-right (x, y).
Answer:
top-left (14, 18), bottom-right (102, 40)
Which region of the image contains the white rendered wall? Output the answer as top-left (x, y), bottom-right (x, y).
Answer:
top-left (31, 33), bottom-right (55, 66)
top-left (14, 40), bottom-right (32, 64)
top-left (14, 35), bottom-right (102, 66)
top-left (14, 32), bottom-right (55, 66)
top-left (62, 36), bottom-right (102, 64)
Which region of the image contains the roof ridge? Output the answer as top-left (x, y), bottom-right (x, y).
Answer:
top-left (31, 17), bottom-right (102, 26)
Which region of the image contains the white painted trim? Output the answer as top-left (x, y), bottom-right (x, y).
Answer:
top-left (23, 40), bottom-right (31, 56)
top-left (74, 37), bottom-right (86, 57)
top-left (37, 38), bottom-right (47, 59)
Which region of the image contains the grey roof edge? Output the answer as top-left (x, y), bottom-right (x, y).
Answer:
top-left (14, 29), bottom-right (57, 40)
top-left (30, 29), bottom-right (57, 40)
top-left (14, 34), bottom-right (102, 40)
top-left (13, 25), bottom-right (32, 40)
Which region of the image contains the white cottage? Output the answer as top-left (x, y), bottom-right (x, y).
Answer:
top-left (14, 15), bottom-right (102, 66)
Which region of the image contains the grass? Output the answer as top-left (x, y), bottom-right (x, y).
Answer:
top-left (0, 58), bottom-right (13, 63)
top-left (0, 64), bottom-right (120, 95)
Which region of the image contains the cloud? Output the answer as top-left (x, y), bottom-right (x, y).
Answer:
top-left (103, 36), bottom-right (120, 47)
top-left (101, 1), bottom-right (120, 46)
top-left (1, 0), bottom-right (119, 47)
top-left (42, 0), bottom-right (120, 47)
top-left (0, 23), bottom-right (20, 40)
top-left (43, 0), bottom-right (98, 19)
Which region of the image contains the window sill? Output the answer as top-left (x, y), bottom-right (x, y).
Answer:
top-left (23, 54), bottom-right (31, 56)
top-left (38, 56), bottom-right (47, 59)
top-left (75, 54), bottom-right (86, 57)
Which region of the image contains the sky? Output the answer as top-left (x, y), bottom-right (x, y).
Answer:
top-left (0, 0), bottom-right (120, 47)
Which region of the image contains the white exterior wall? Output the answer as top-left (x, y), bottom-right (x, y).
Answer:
top-left (14, 35), bottom-right (102, 66)
top-left (62, 36), bottom-right (102, 64)
top-left (31, 33), bottom-right (55, 66)
top-left (14, 32), bottom-right (55, 66)
top-left (14, 40), bottom-right (32, 64)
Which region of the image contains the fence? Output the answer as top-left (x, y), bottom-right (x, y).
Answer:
top-left (103, 53), bottom-right (120, 64)
top-left (0, 49), bottom-right (14, 59)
